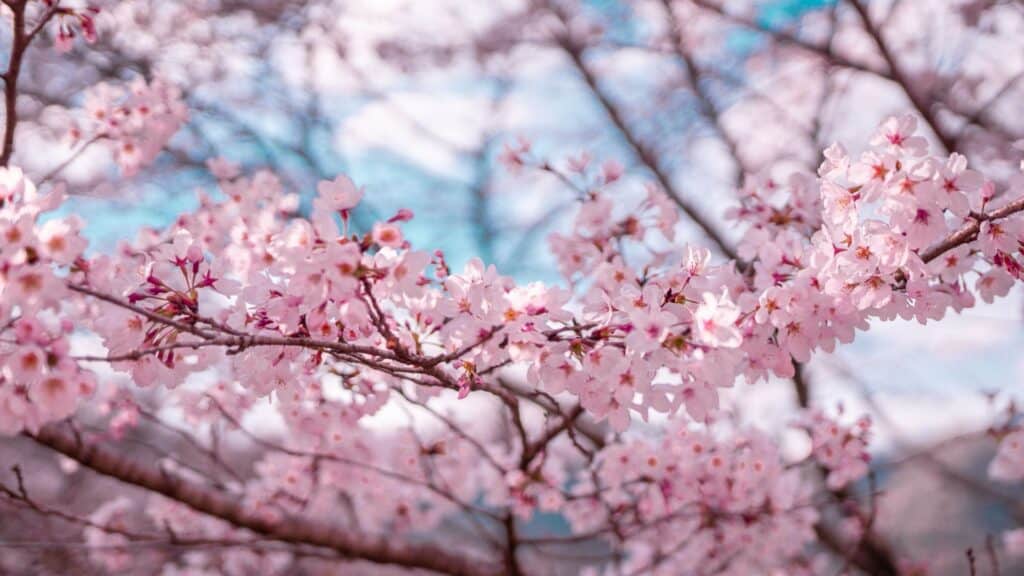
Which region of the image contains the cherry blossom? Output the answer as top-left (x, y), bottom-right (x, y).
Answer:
top-left (9, 111), bottom-right (1018, 572)
top-left (72, 76), bottom-right (187, 176)
top-left (2, 4), bottom-right (1024, 571)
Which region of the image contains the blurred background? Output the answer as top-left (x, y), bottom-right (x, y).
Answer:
top-left (2, 0), bottom-right (1024, 574)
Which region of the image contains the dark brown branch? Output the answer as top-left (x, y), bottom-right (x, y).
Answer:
top-left (0, 0), bottom-right (27, 167)
top-left (27, 423), bottom-right (503, 576)
top-left (503, 514), bottom-right (523, 576)
top-left (0, 1), bottom-right (59, 166)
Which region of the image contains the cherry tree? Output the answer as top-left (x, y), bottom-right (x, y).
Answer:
top-left (2, 1), bottom-right (1024, 575)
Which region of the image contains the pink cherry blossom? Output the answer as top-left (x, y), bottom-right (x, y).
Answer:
top-left (694, 290), bottom-right (742, 348)
top-left (4, 9), bottom-right (1024, 572)
top-left (316, 175), bottom-right (364, 213)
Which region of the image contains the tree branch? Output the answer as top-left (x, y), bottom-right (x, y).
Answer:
top-left (920, 196), bottom-right (1024, 263)
top-left (0, 0), bottom-right (27, 167)
top-left (847, 0), bottom-right (955, 154)
top-left (659, 0), bottom-right (744, 185)
top-left (26, 423), bottom-right (503, 576)
top-left (546, 4), bottom-right (737, 260)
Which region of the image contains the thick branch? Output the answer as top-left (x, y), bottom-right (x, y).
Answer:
top-left (0, 0), bottom-right (26, 166)
top-left (27, 423), bottom-right (503, 576)
top-left (815, 523), bottom-right (898, 576)
top-left (0, 1), bottom-right (59, 166)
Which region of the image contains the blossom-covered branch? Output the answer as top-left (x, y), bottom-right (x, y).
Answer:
top-left (3, 2), bottom-right (1024, 574)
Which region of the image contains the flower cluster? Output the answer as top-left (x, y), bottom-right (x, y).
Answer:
top-left (529, 115), bottom-right (1024, 434)
top-left (3, 111), bottom-right (1024, 575)
top-left (72, 76), bottom-right (187, 176)
top-left (49, 2), bottom-right (101, 53)
top-left (7, 114), bottom-right (1024, 451)
top-left (712, 116), bottom-right (1024, 396)
top-left (732, 115), bottom-right (1017, 376)
top-left (803, 410), bottom-right (871, 490)
top-left (0, 168), bottom-right (94, 434)
top-left (0, 0), bottom-right (1021, 572)
top-left (572, 425), bottom-right (819, 575)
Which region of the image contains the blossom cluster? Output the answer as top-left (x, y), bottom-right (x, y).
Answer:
top-left (8, 112), bottom-right (1024, 461)
top-left (79, 408), bottom-right (851, 576)
top-left (3, 111), bottom-right (1024, 574)
top-left (0, 168), bottom-right (94, 434)
top-left (804, 410), bottom-right (871, 490)
top-left (0, 0), bottom-right (1021, 572)
top-left (571, 425), bottom-right (820, 576)
top-left (49, 1), bottom-right (101, 53)
top-left (72, 76), bottom-right (187, 176)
